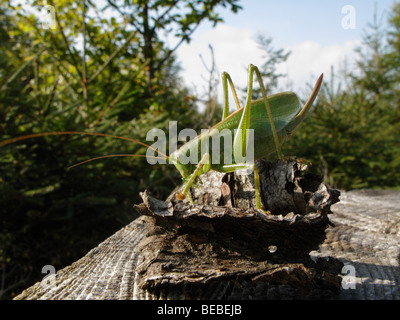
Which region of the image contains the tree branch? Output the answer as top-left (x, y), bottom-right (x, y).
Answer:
top-left (154, 21), bottom-right (200, 73)
top-left (106, 0), bottom-right (142, 34)
top-left (48, 0), bottom-right (83, 82)
top-left (89, 30), bottom-right (137, 83)
top-left (153, 0), bottom-right (179, 27)
top-left (82, 0), bottom-right (88, 102)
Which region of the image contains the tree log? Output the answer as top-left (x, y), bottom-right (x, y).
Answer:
top-left (14, 160), bottom-right (399, 300)
top-left (130, 160), bottom-right (342, 299)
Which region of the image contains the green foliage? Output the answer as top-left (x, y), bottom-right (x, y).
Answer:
top-left (284, 5), bottom-right (400, 190)
top-left (2, 0), bottom-right (399, 300)
top-left (104, 0), bottom-right (242, 85)
top-left (0, 0), bottom-right (240, 299)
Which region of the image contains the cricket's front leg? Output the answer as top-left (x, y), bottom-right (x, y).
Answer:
top-left (233, 64), bottom-right (283, 161)
top-left (177, 153), bottom-right (211, 204)
top-left (221, 71), bottom-right (242, 120)
top-left (229, 64), bottom-right (287, 215)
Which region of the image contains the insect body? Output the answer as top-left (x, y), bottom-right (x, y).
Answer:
top-left (0, 65), bottom-right (323, 214)
top-left (170, 65), bottom-right (323, 212)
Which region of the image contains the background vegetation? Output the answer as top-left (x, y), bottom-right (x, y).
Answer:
top-left (0, 0), bottom-right (398, 299)
top-left (284, 4), bottom-right (400, 189)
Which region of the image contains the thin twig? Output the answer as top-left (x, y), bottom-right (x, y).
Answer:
top-left (106, 0), bottom-right (142, 34)
top-left (48, 0), bottom-right (83, 82)
top-left (0, 48), bottom-right (46, 91)
top-left (82, 0), bottom-right (88, 102)
top-left (154, 10), bottom-right (208, 72)
top-left (154, 0), bottom-right (179, 26)
top-left (89, 30), bottom-right (137, 83)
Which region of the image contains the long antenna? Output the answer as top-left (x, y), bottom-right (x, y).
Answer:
top-left (0, 131), bottom-right (169, 159)
top-left (68, 154), bottom-right (167, 169)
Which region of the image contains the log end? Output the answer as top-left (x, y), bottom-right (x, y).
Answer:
top-left (133, 159), bottom-right (343, 299)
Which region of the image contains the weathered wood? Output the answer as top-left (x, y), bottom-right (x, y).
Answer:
top-left (130, 160), bottom-right (342, 299)
top-left (311, 189), bottom-right (400, 300)
top-left (13, 216), bottom-right (148, 299)
top-left (13, 161), bottom-right (400, 300)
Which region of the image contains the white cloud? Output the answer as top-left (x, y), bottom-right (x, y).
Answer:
top-left (176, 25), bottom-right (264, 109)
top-left (281, 40), bottom-right (361, 97)
top-left (176, 25), bottom-right (361, 110)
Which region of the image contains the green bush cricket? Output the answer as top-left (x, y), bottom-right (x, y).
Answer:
top-left (0, 64), bottom-right (323, 214)
top-left (170, 64), bottom-right (323, 213)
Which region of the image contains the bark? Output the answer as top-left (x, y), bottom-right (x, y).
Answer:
top-left (14, 185), bottom-right (400, 300)
top-left (132, 160), bottom-right (342, 299)
top-left (14, 160), bottom-right (348, 299)
top-left (142, 2), bottom-right (155, 87)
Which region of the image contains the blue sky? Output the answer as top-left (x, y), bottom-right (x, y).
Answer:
top-left (211, 0), bottom-right (392, 47)
top-left (175, 0), bottom-right (396, 107)
top-left (20, 0), bottom-right (396, 105)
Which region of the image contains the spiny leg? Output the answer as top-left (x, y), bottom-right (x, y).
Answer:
top-left (233, 64), bottom-right (283, 161)
top-left (230, 64), bottom-right (285, 214)
top-left (221, 71), bottom-right (242, 120)
top-left (253, 66), bottom-right (283, 160)
top-left (178, 153), bottom-right (211, 204)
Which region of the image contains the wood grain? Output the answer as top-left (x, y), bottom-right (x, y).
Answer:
top-left (13, 162), bottom-right (400, 300)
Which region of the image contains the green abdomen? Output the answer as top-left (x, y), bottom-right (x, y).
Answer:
top-left (210, 91), bottom-right (301, 160)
